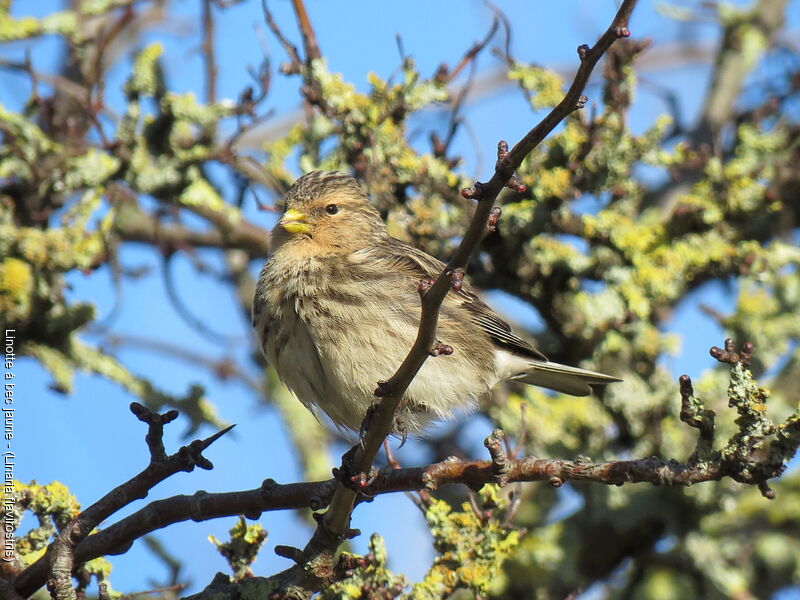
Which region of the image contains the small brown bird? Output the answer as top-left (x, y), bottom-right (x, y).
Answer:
top-left (253, 171), bottom-right (620, 434)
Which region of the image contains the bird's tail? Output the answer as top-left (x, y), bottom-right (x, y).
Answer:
top-left (513, 361), bottom-right (622, 397)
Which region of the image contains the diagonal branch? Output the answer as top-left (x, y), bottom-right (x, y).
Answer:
top-left (330, 0), bottom-right (638, 541)
top-left (435, 15), bottom-right (499, 85)
top-left (261, 0), bottom-right (303, 73)
top-left (261, 1), bottom-right (640, 595)
top-left (290, 0), bottom-right (321, 65)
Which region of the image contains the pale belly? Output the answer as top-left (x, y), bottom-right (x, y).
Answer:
top-left (263, 301), bottom-right (487, 433)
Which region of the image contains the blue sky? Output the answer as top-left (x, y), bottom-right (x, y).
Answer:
top-left (4, 0), bottom-right (799, 595)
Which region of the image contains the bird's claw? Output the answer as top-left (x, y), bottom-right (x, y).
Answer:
top-left (358, 404), bottom-right (379, 446)
top-left (395, 415), bottom-right (408, 449)
top-left (332, 444), bottom-right (378, 498)
top-left (359, 404), bottom-right (408, 448)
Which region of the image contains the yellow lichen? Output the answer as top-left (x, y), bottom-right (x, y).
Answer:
top-left (0, 257), bottom-right (33, 320)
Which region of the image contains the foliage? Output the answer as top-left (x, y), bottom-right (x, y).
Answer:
top-left (209, 517), bottom-right (268, 581)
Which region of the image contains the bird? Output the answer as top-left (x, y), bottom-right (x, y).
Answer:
top-left (252, 171), bottom-right (621, 435)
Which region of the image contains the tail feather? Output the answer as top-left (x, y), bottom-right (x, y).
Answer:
top-left (512, 361), bottom-right (622, 397)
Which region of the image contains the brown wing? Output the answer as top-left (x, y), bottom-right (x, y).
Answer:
top-left (374, 236), bottom-right (548, 362)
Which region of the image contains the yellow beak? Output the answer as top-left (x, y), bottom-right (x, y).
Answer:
top-left (279, 208), bottom-right (309, 234)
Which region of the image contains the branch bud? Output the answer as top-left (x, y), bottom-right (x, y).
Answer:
top-left (461, 181), bottom-right (484, 200)
top-left (487, 207), bottom-right (502, 233)
top-left (449, 268), bottom-right (465, 292)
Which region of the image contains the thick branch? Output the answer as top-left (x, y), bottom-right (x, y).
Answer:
top-left (20, 337), bottom-right (798, 598)
top-left (16, 447), bottom-right (785, 597)
top-left (113, 194), bottom-right (270, 257)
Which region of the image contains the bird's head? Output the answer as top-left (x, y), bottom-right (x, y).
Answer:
top-left (271, 171), bottom-right (386, 255)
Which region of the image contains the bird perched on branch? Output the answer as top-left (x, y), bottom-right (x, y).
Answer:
top-left (253, 171), bottom-right (620, 434)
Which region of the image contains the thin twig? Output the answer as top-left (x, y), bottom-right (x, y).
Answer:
top-left (87, 6), bottom-right (135, 87)
top-left (201, 0), bottom-right (218, 104)
top-left (261, 0), bottom-right (303, 71)
top-left (121, 584), bottom-right (187, 599)
top-left (100, 332), bottom-right (262, 393)
top-left (383, 439), bottom-right (401, 470)
top-left (440, 46), bottom-right (482, 159)
top-left (161, 252), bottom-right (242, 345)
top-left (291, 0), bottom-right (321, 65)
top-left (439, 16), bottom-right (499, 84)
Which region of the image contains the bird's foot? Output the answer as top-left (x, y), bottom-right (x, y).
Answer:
top-left (358, 404), bottom-right (379, 446)
top-left (394, 414), bottom-right (408, 449)
top-left (359, 404), bottom-right (408, 448)
top-left (332, 444), bottom-right (378, 497)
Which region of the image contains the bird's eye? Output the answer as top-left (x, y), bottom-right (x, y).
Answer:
top-left (325, 204), bottom-right (339, 215)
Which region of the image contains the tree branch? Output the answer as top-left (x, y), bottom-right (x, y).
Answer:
top-left (261, 0), bottom-right (303, 73)
top-left (255, 2), bottom-right (639, 596)
top-left (19, 434), bottom-right (796, 597)
top-left (290, 0), bottom-right (321, 65)
top-left (16, 338), bottom-right (800, 597)
top-left (15, 405), bottom-right (235, 598)
top-left (692, 0), bottom-right (788, 145)
top-left (112, 190), bottom-right (270, 257)
top-left (201, 0), bottom-right (218, 105)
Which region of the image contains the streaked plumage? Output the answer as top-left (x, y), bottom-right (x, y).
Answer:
top-left (252, 171), bottom-right (620, 433)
